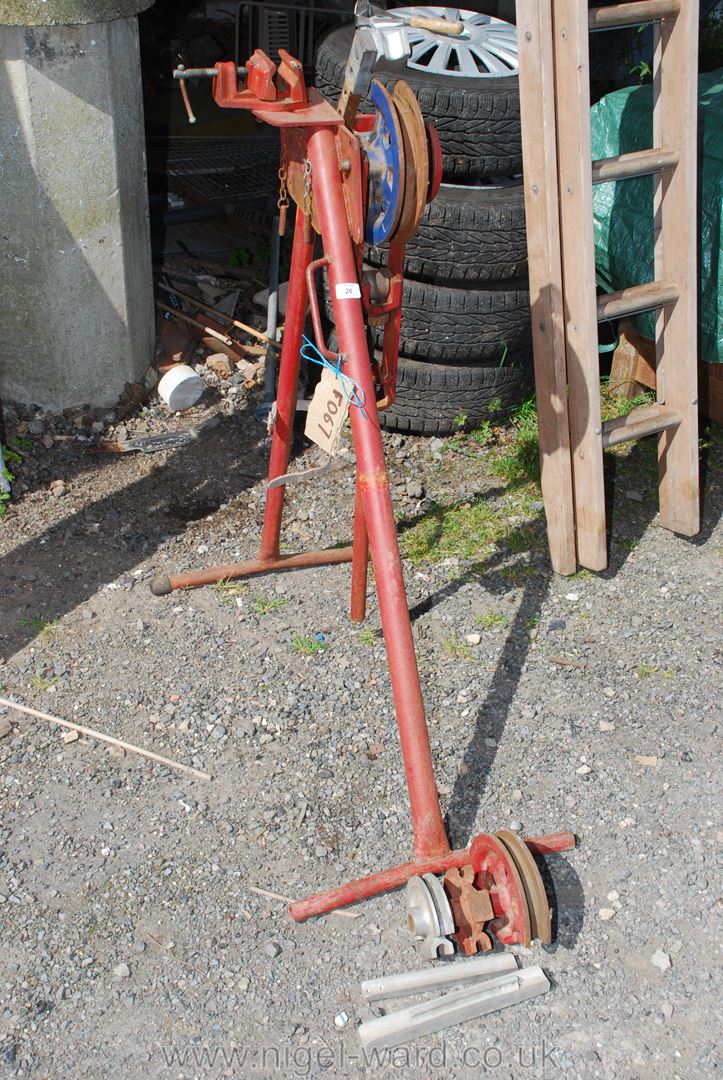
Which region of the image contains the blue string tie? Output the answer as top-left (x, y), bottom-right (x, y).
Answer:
top-left (300, 336), bottom-right (368, 420)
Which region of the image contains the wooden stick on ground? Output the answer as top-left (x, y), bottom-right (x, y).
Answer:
top-left (158, 281), bottom-right (280, 350)
top-left (156, 301), bottom-right (238, 350)
top-left (247, 885), bottom-right (361, 919)
top-left (0, 697), bottom-right (212, 781)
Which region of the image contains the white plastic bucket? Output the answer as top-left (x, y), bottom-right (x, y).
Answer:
top-left (157, 364), bottom-right (205, 412)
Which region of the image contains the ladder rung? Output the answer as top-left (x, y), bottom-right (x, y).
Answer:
top-left (602, 404), bottom-right (681, 448)
top-left (597, 281), bottom-right (679, 322)
top-left (589, 1), bottom-right (679, 31)
top-left (592, 148), bottom-right (678, 183)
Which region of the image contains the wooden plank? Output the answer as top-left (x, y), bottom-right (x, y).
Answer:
top-left (601, 404), bottom-right (680, 448)
top-left (609, 322), bottom-right (646, 398)
top-left (552, 0), bottom-right (607, 571)
top-left (700, 362), bottom-right (723, 424)
top-left (589, 0), bottom-right (679, 31)
top-left (635, 350), bottom-right (657, 390)
top-left (653, 2), bottom-right (700, 535)
top-left (597, 280), bottom-right (678, 321)
top-left (592, 147), bottom-right (677, 183)
top-left (516, 0), bottom-right (577, 575)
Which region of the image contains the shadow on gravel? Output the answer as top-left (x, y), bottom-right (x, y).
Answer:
top-left (539, 851), bottom-right (586, 953)
top-left (0, 418), bottom-right (269, 663)
top-left (445, 564), bottom-right (551, 845)
top-left (604, 429), bottom-right (722, 569)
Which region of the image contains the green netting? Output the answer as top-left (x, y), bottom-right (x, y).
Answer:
top-left (591, 70), bottom-right (723, 363)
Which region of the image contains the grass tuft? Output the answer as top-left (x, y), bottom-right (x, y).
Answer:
top-left (443, 633), bottom-right (473, 660)
top-left (18, 616), bottom-right (61, 642)
top-left (291, 633), bottom-right (325, 656)
top-left (491, 397), bottom-right (541, 486)
top-left (476, 612), bottom-right (507, 630)
top-left (252, 594), bottom-right (287, 615)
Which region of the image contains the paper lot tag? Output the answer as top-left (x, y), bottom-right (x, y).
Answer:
top-left (305, 367), bottom-right (349, 456)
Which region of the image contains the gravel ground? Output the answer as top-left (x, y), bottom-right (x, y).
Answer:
top-left (0, 387), bottom-right (721, 1080)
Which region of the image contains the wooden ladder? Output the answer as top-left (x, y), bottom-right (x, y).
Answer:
top-left (517, 0), bottom-right (700, 573)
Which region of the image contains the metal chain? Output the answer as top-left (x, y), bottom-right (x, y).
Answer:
top-left (302, 158), bottom-right (313, 223)
top-left (277, 146), bottom-right (290, 236)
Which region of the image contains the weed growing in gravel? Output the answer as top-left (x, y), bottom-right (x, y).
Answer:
top-left (252, 594), bottom-right (287, 615)
top-left (18, 616), bottom-right (61, 642)
top-left (476, 612), bottom-right (507, 630)
top-left (400, 488), bottom-right (546, 568)
top-left (498, 561), bottom-right (537, 585)
top-left (443, 633), bottom-right (473, 660)
top-left (600, 377), bottom-right (655, 421)
top-left (291, 633), bottom-right (325, 656)
top-left (358, 627), bottom-right (378, 645)
top-left (212, 579), bottom-right (248, 605)
top-left (636, 663), bottom-right (658, 678)
top-left (492, 397), bottom-right (541, 486)
top-left (400, 496), bottom-right (506, 563)
top-left (28, 670), bottom-right (56, 692)
top-left (1, 443), bottom-right (22, 518)
top-left (469, 420), bottom-right (493, 448)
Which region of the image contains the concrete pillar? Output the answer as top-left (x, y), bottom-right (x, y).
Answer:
top-left (0, 0), bottom-right (155, 411)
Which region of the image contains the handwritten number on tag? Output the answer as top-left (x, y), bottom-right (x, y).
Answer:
top-left (317, 386), bottom-right (344, 440)
top-left (305, 368), bottom-right (349, 455)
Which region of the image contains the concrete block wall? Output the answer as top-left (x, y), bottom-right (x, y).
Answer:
top-left (0, 0), bottom-right (155, 411)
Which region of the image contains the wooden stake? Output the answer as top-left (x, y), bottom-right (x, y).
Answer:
top-left (517, 0), bottom-right (577, 575)
top-left (156, 302), bottom-right (237, 350)
top-left (248, 885), bottom-right (361, 918)
top-left (552, 0), bottom-right (608, 571)
top-left (652, 1), bottom-right (700, 536)
top-left (0, 697), bottom-right (212, 781)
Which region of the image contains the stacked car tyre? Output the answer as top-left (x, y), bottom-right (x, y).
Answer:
top-left (315, 7), bottom-right (532, 435)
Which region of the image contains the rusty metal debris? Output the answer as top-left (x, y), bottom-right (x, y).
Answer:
top-left (96, 415), bottom-right (223, 454)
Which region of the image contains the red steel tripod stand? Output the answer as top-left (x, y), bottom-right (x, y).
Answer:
top-left (154, 49), bottom-right (574, 940)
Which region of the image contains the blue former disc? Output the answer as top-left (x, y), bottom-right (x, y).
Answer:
top-left (360, 81), bottom-right (404, 246)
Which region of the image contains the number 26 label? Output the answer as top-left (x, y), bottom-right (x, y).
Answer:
top-left (335, 282), bottom-right (361, 300)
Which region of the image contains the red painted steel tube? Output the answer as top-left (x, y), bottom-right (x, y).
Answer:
top-left (525, 831), bottom-right (576, 857)
top-left (305, 255), bottom-right (337, 361)
top-left (307, 125), bottom-right (449, 862)
top-left (259, 207), bottom-right (316, 562)
top-left (150, 547), bottom-right (353, 594)
top-left (350, 482), bottom-right (369, 623)
top-left (288, 832), bottom-right (576, 921)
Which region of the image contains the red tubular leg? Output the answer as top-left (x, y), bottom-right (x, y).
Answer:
top-left (288, 831), bottom-right (576, 921)
top-left (291, 851), bottom-right (471, 922)
top-left (524, 831), bottom-right (576, 857)
top-left (307, 126), bottom-right (449, 862)
top-left (350, 481), bottom-right (369, 622)
top-left (150, 547), bottom-right (354, 595)
top-left (259, 208), bottom-right (316, 562)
